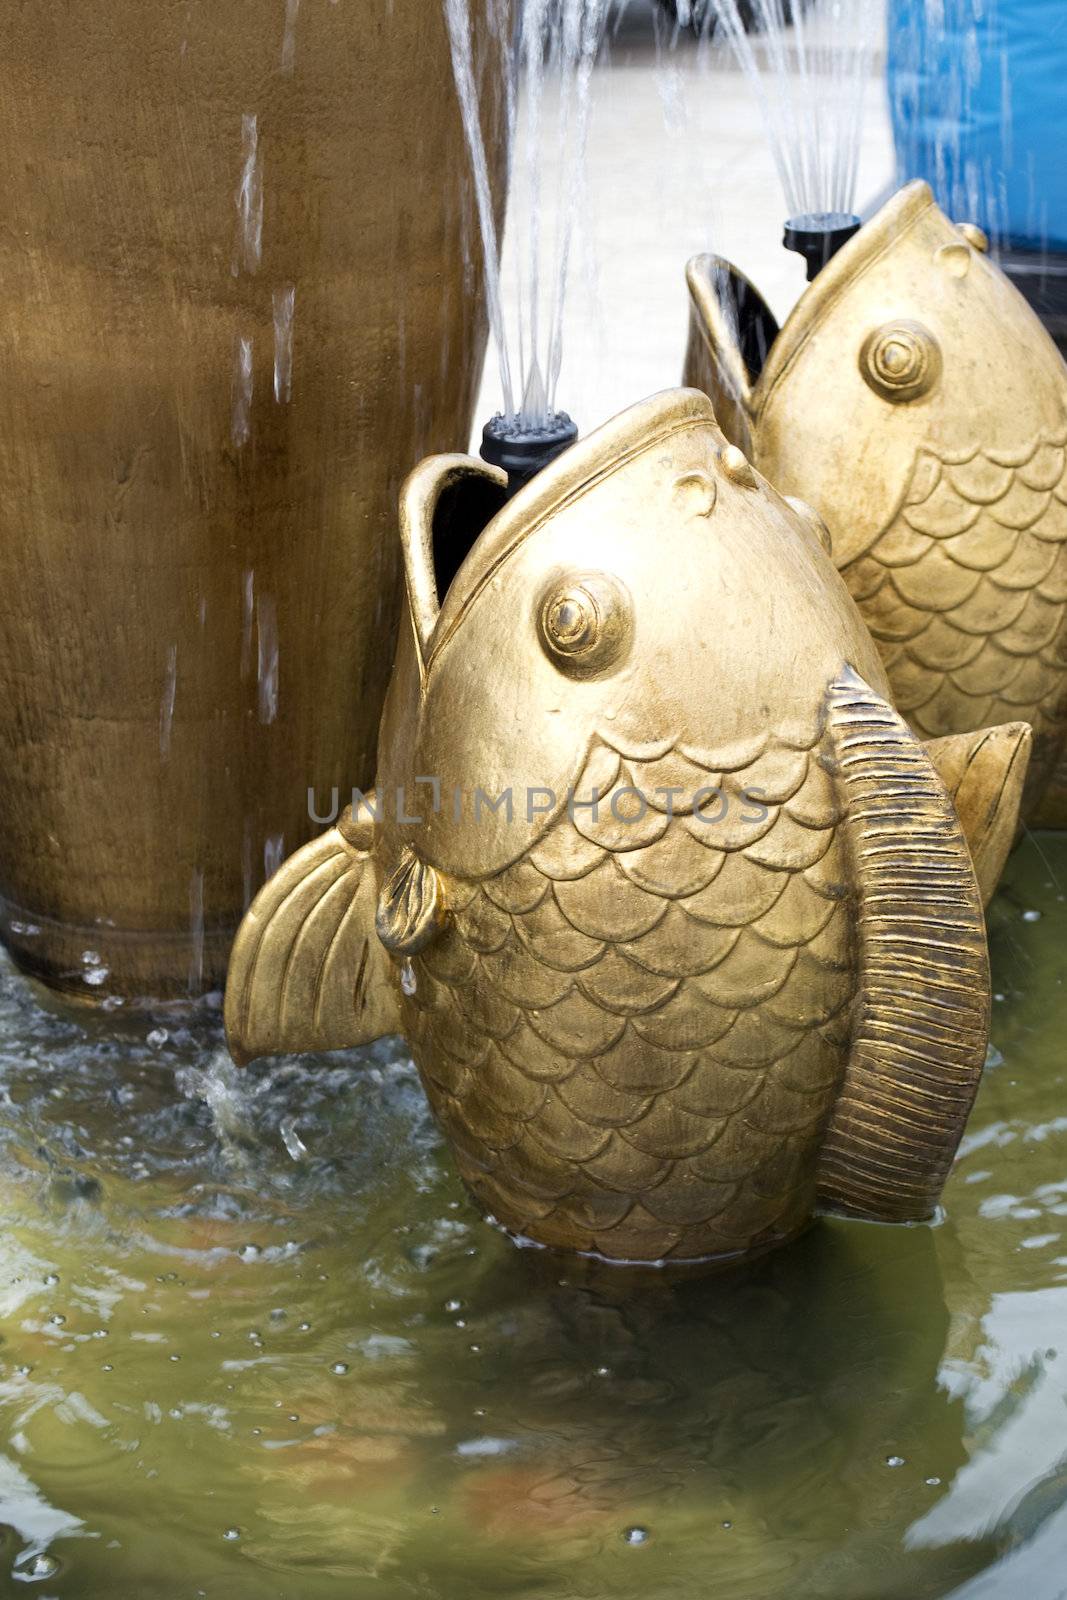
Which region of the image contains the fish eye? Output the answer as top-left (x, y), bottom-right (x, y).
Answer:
top-left (859, 320), bottom-right (942, 403)
top-left (537, 571), bottom-right (632, 679)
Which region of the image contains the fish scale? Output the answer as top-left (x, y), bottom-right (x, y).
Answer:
top-left (401, 733), bottom-right (856, 1264)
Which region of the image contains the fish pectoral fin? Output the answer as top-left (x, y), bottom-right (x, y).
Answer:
top-left (924, 722), bottom-right (1033, 907)
top-left (817, 666), bottom-right (990, 1224)
top-left (683, 254), bottom-right (778, 453)
top-left (224, 801), bottom-right (398, 1065)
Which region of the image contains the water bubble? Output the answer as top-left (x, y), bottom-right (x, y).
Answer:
top-left (102, 1364), bottom-right (113, 1372)
top-left (49, 1315), bottom-right (65, 1327)
top-left (147, 1028), bottom-right (169, 1048)
top-left (595, 1365), bottom-right (611, 1377)
top-left (169, 1354), bottom-right (181, 1362)
top-left (15, 1365), bottom-right (31, 1377)
top-left (269, 1308), bottom-right (287, 1323)
top-left (298, 1322), bottom-right (311, 1333)
top-left (331, 1361), bottom-right (349, 1376)
top-left (14, 1550), bottom-right (60, 1580)
top-left (622, 1526), bottom-right (650, 1546)
top-left (886, 1455), bottom-right (906, 1468)
top-left (239, 1245), bottom-right (260, 1263)
top-left (43, 1273), bottom-right (59, 1287)
top-left (925, 1476), bottom-right (942, 1486)
top-left (1022, 909), bottom-right (1042, 922)
top-left (223, 1527), bottom-right (242, 1541)
top-left (444, 1299), bottom-right (463, 1313)
top-left (722, 1520), bottom-right (733, 1530)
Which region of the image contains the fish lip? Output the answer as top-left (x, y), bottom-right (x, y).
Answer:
top-left (424, 387), bottom-right (718, 672)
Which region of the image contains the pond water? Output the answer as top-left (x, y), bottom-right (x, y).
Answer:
top-left (1, 834), bottom-right (1065, 1599)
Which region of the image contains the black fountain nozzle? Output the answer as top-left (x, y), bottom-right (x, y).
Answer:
top-left (479, 411), bottom-right (579, 500)
top-left (783, 212), bottom-right (862, 282)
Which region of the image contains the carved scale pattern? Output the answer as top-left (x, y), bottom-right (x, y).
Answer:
top-left (401, 731), bottom-right (858, 1263)
top-left (844, 429), bottom-right (1067, 784)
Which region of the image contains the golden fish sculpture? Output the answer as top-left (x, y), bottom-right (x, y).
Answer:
top-left (684, 180), bottom-right (1067, 825)
top-left (225, 389), bottom-right (1029, 1267)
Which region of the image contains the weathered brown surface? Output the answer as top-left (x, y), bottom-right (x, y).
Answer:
top-left (0, 0), bottom-right (502, 999)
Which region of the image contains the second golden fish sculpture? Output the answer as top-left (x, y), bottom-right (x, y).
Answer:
top-left (225, 389), bottom-right (1030, 1268)
top-left (684, 180), bottom-right (1067, 825)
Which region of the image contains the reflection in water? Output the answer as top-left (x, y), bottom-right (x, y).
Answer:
top-left (0, 836), bottom-right (1065, 1597)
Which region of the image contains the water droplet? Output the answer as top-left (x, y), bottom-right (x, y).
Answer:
top-left (925, 1476), bottom-right (942, 1486)
top-left (886, 1455), bottom-right (905, 1468)
top-left (401, 960), bottom-right (417, 997)
top-left (14, 1551), bottom-right (59, 1580)
top-left (280, 1116), bottom-right (307, 1162)
top-left (331, 1362), bottom-right (349, 1376)
top-left (622, 1526), bottom-right (650, 1546)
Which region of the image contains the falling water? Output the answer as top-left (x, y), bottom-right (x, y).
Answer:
top-left (706, 0), bottom-right (881, 222)
top-left (280, 0), bottom-right (301, 74)
top-left (159, 643), bottom-right (178, 759)
top-left (233, 113), bottom-right (263, 276)
top-left (889, 0), bottom-right (1017, 254)
top-left (443, 0), bottom-right (610, 430)
top-left (256, 595), bottom-right (279, 725)
top-left (272, 286), bottom-right (295, 403)
top-left (232, 335), bottom-right (254, 447)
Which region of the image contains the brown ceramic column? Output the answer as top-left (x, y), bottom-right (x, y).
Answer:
top-left (0, 0), bottom-right (504, 1000)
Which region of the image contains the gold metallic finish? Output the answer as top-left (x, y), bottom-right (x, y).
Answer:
top-left (684, 181), bottom-right (1067, 823)
top-left (926, 722), bottom-right (1033, 905)
top-left (226, 389), bottom-right (1026, 1266)
top-left (720, 443), bottom-right (757, 485)
top-left (957, 222), bottom-right (990, 253)
top-left (0, 0), bottom-right (506, 1001)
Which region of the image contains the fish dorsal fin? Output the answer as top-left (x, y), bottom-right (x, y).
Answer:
top-left (924, 723), bottom-right (1032, 906)
top-left (683, 255), bottom-right (778, 456)
top-left (817, 667), bottom-right (990, 1222)
top-left (224, 799), bottom-right (399, 1065)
